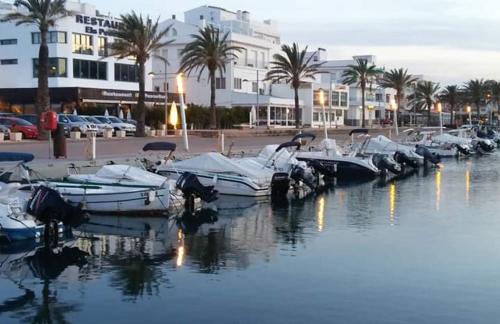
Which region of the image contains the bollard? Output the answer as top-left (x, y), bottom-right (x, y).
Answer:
top-left (221, 133), bottom-right (225, 153)
top-left (10, 132), bottom-right (22, 142)
top-left (85, 131), bottom-right (97, 161)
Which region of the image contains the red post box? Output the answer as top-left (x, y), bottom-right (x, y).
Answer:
top-left (41, 111), bottom-right (58, 131)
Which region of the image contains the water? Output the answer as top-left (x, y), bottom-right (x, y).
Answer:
top-left (1, 155), bottom-right (500, 323)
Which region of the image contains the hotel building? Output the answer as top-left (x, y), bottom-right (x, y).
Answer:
top-left (0, 1), bottom-right (172, 115)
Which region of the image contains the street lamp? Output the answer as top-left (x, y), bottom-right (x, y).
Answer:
top-left (436, 102), bottom-right (443, 135)
top-left (243, 70), bottom-right (261, 127)
top-left (466, 105), bottom-right (472, 126)
top-left (177, 73), bottom-right (189, 151)
top-left (319, 89), bottom-right (328, 140)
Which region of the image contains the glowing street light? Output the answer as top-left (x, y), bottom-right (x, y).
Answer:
top-left (466, 105), bottom-right (472, 126)
top-left (169, 101), bottom-right (178, 130)
top-left (436, 102), bottom-right (443, 135)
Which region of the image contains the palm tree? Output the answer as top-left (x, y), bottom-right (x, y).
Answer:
top-left (1, 0), bottom-right (73, 137)
top-left (439, 85), bottom-right (461, 125)
top-left (179, 25), bottom-right (242, 129)
top-left (266, 43), bottom-right (324, 128)
top-left (410, 81), bottom-right (440, 124)
top-left (464, 79), bottom-right (486, 120)
top-left (485, 80), bottom-right (500, 125)
top-left (108, 12), bottom-right (173, 137)
top-left (379, 68), bottom-right (417, 131)
top-left (342, 58), bottom-right (381, 127)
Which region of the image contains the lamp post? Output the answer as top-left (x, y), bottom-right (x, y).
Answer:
top-left (436, 102), bottom-right (443, 135)
top-left (319, 89), bottom-right (328, 140)
top-left (243, 70), bottom-right (261, 127)
top-left (466, 105), bottom-right (472, 126)
top-left (329, 73), bottom-right (333, 129)
top-left (177, 73), bottom-right (189, 151)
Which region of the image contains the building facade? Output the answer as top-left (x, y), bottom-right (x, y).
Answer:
top-left (0, 1), bottom-right (169, 116)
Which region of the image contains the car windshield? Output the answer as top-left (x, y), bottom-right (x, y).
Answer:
top-left (85, 116), bottom-right (102, 124)
top-left (108, 117), bottom-right (122, 123)
top-left (95, 117), bottom-right (110, 123)
top-left (67, 115), bottom-right (85, 122)
top-left (11, 118), bottom-right (32, 126)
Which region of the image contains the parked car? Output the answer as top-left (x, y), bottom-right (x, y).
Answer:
top-left (58, 114), bottom-right (98, 136)
top-left (17, 114), bottom-right (71, 136)
top-left (0, 125), bottom-right (10, 137)
top-left (93, 116), bottom-right (136, 135)
top-left (0, 117), bottom-right (38, 139)
top-left (82, 116), bottom-right (114, 136)
top-left (120, 118), bottom-right (150, 132)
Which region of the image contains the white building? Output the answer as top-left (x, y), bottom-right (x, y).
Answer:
top-left (152, 5), bottom-right (302, 127)
top-left (0, 1), bottom-right (163, 115)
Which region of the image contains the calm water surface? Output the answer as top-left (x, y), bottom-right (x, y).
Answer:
top-left (1, 154), bottom-right (500, 323)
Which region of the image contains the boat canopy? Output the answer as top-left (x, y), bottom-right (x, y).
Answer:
top-left (349, 129), bottom-right (369, 136)
top-left (69, 165), bottom-right (168, 187)
top-left (0, 152), bottom-right (34, 163)
top-left (292, 133), bottom-right (316, 143)
top-left (143, 142), bottom-right (177, 152)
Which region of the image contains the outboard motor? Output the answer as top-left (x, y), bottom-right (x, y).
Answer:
top-left (271, 172), bottom-right (290, 199)
top-left (475, 139), bottom-right (496, 154)
top-left (455, 144), bottom-right (474, 156)
top-left (393, 151), bottom-right (420, 169)
top-left (415, 146), bottom-right (441, 166)
top-left (290, 165), bottom-right (316, 190)
top-left (176, 172), bottom-right (218, 213)
top-left (27, 186), bottom-right (85, 228)
top-left (372, 154), bottom-right (402, 175)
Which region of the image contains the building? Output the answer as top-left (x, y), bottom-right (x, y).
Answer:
top-left (152, 5), bottom-right (302, 127)
top-left (0, 1), bottom-right (172, 116)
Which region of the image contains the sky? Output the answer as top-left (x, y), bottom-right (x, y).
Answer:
top-left (48, 0), bottom-right (500, 84)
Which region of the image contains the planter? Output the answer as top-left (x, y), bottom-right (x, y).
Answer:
top-left (115, 130), bottom-right (126, 138)
top-left (9, 132), bottom-right (22, 142)
top-left (147, 130), bottom-right (156, 137)
top-left (70, 131), bottom-right (81, 140)
top-left (156, 129), bottom-right (165, 137)
top-left (0, 133), bottom-right (4, 142)
top-left (103, 129), bottom-right (113, 138)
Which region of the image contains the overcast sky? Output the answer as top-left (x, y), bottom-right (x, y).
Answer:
top-left (50, 1), bottom-right (500, 84)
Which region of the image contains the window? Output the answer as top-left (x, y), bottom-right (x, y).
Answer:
top-left (341, 93), bottom-right (348, 107)
top-left (98, 37), bottom-right (107, 57)
top-left (73, 59), bottom-right (107, 80)
top-left (0, 59), bottom-right (18, 65)
top-left (386, 94), bottom-right (391, 103)
top-left (33, 58), bottom-right (67, 77)
top-left (234, 78), bottom-right (242, 90)
top-left (31, 31), bottom-right (66, 44)
top-left (216, 77), bottom-right (226, 89)
top-left (114, 63), bottom-right (139, 82)
top-left (332, 91), bottom-right (340, 106)
top-left (0, 39), bottom-right (17, 45)
top-left (72, 33), bottom-right (93, 55)
top-left (375, 93), bottom-right (383, 102)
top-left (252, 82), bottom-right (258, 93)
top-left (313, 112), bottom-right (319, 122)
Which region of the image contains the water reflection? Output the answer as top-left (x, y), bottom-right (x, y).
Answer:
top-left (389, 182), bottom-right (396, 225)
top-left (316, 196), bottom-right (325, 232)
top-left (435, 168), bottom-right (442, 211)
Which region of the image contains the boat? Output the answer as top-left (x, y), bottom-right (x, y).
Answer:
top-left (54, 163), bottom-right (217, 215)
top-left (155, 152), bottom-right (290, 198)
top-left (293, 133), bottom-right (381, 180)
top-left (399, 129), bottom-right (460, 158)
top-left (434, 129), bottom-right (495, 155)
top-left (234, 141), bottom-right (320, 191)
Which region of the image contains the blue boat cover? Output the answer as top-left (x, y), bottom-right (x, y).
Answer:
top-left (142, 142), bottom-right (177, 152)
top-left (0, 152), bottom-right (35, 162)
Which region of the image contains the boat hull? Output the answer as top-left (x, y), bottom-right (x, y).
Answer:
top-left (297, 157), bottom-right (379, 180)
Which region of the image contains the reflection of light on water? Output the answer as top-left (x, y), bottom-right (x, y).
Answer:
top-left (435, 169), bottom-right (442, 211)
top-left (389, 183), bottom-right (396, 225)
top-left (316, 196), bottom-right (325, 232)
top-left (465, 170), bottom-right (471, 202)
top-left (176, 229), bottom-right (185, 267)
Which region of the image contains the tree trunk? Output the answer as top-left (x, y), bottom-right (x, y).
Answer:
top-left (135, 61), bottom-right (146, 137)
top-left (450, 104), bottom-right (454, 126)
top-left (294, 87), bottom-right (300, 129)
top-left (360, 83), bottom-right (366, 128)
top-left (209, 70), bottom-right (217, 129)
top-left (427, 100), bottom-right (432, 125)
top-left (476, 101), bottom-right (481, 120)
top-left (37, 27), bottom-right (50, 140)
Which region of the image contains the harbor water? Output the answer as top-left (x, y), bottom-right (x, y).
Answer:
top-left (1, 154), bottom-right (499, 323)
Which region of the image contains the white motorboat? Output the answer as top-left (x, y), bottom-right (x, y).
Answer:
top-left (156, 152), bottom-right (290, 197)
top-left (292, 133), bottom-right (381, 180)
top-left (56, 164), bottom-right (216, 215)
top-left (235, 141), bottom-right (319, 191)
top-left (399, 129), bottom-right (459, 158)
top-left (360, 134), bottom-right (429, 167)
top-left (434, 129), bottom-right (495, 155)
